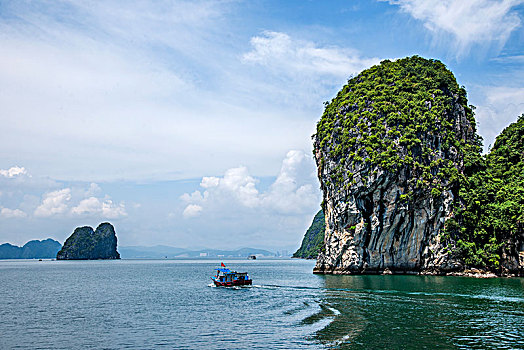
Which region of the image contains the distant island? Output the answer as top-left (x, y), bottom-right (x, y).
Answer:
top-left (57, 222), bottom-right (120, 260)
top-left (0, 226), bottom-right (282, 260)
top-left (0, 239), bottom-right (61, 259)
top-left (119, 246), bottom-right (277, 259)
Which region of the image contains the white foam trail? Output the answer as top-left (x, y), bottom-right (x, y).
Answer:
top-left (252, 284), bottom-right (278, 289)
top-left (326, 306), bottom-right (341, 316)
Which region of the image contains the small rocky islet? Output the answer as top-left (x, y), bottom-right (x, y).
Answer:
top-left (56, 222), bottom-right (120, 260)
top-left (295, 56), bottom-right (524, 277)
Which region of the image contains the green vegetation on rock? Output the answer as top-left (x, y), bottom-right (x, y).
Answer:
top-left (293, 210), bottom-right (325, 259)
top-left (316, 56), bottom-right (479, 193)
top-left (445, 114), bottom-right (524, 270)
top-left (301, 56), bottom-right (523, 275)
top-left (57, 222), bottom-right (120, 260)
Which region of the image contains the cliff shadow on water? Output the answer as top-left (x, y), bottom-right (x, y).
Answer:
top-left (302, 56), bottom-right (523, 277)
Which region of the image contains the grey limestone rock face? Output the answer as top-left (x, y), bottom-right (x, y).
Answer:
top-left (501, 223), bottom-right (524, 275)
top-left (313, 163), bottom-right (464, 274)
top-left (313, 58), bottom-right (478, 275)
top-left (56, 222), bottom-right (120, 260)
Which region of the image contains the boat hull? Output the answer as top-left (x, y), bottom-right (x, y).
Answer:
top-left (212, 279), bottom-right (252, 287)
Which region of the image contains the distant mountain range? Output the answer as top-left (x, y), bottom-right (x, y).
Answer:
top-left (119, 246), bottom-right (276, 259)
top-left (0, 239), bottom-right (62, 259)
top-left (0, 239), bottom-right (279, 259)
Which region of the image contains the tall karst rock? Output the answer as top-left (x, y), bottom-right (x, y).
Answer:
top-left (57, 223), bottom-right (120, 260)
top-left (313, 56), bottom-right (480, 274)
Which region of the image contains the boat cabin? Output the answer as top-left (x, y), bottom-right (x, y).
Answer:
top-left (212, 266), bottom-right (252, 287)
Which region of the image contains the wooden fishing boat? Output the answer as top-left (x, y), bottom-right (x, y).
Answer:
top-left (211, 263), bottom-right (252, 287)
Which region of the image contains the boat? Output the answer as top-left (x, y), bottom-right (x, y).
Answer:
top-left (248, 255), bottom-right (256, 260)
top-left (211, 263), bottom-right (252, 287)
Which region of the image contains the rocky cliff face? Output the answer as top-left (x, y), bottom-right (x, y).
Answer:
top-left (313, 57), bottom-right (480, 274)
top-left (57, 223), bottom-right (120, 260)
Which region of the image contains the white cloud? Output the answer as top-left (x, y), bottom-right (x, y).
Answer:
top-left (474, 86), bottom-right (524, 150)
top-left (219, 167), bottom-right (260, 208)
top-left (243, 31), bottom-right (379, 78)
top-left (70, 197), bottom-right (99, 216)
top-left (485, 86), bottom-right (524, 104)
top-left (98, 199), bottom-right (127, 219)
top-left (201, 177), bottom-right (220, 188)
top-left (0, 207), bottom-right (27, 218)
top-left (71, 197), bottom-right (127, 219)
top-left (261, 150), bottom-right (319, 214)
top-left (387, 0), bottom-right (524, 55)
top-left (0, 4), bottom-right (380, 183)
top-left (0, 172), bottom-right (130, 223)
top-left (32, 185), bottom-right (126, 219)
top-left (0, 166), bottom-right (27, 178)
top-left (183, 204), bottom-right (203, 218)
top-left (85, 183), bottom-right (102, 197)
top-left (180, 190), bottom-right (208, 203)
top-left (34, 188), bottom-right (72, 217)
top-left (0, 13), bottom-right (318, 181)
top-left (183, 166), bottom-right (260, 209)
top-left (180, 150), bottom-right (320, 216)
top-left (176, 150), bottom-right (321, 249)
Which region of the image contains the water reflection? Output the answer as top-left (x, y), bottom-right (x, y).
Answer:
top-left (313, 274), bottom-right (524, 349)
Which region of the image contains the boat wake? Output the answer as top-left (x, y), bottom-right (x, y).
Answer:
top-left (251, 284), bottom-right (323, 291)
top-left (208, 283), bottom-right (253, 289)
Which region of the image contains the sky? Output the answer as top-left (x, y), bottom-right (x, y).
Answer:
top-left (1, 0), bottom-right (523, 251)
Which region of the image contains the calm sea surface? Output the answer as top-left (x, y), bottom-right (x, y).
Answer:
top-left (0, 259), bottom-right (522, 349)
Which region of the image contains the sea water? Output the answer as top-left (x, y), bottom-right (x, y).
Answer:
top-left (0, 259), bottom-right (522, 349)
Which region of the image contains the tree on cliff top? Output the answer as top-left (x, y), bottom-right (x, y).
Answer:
top-left (447, 114), bottom-right (524, 269)
top-left (316, 55), bottom-right (481, 195)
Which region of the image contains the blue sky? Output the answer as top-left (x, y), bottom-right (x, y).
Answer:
top-left (1, 0), bottom-right (523, 251)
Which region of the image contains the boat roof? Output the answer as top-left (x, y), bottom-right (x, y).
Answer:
top-left (215, 268), bottom-right (232, 273)
top-left (215, 268), bottom-right (248, 274)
